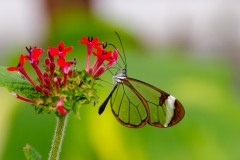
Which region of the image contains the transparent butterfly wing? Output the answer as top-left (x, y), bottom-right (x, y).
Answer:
top-left (126, 78), bottom-right (185, 128)
top-left (110, 83), bottom-right (149, 128)
top-left (109, 78), bottom-right (184, 128)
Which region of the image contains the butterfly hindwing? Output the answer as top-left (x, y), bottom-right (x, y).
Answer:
top-left (110, 82), bottom-right (149, 128)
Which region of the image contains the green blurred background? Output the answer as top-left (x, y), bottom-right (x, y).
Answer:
top-left (1, 0), bottom-right (240, 160)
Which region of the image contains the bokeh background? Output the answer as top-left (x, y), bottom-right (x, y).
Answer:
top-left (1, 0), bottom-right (240, 159)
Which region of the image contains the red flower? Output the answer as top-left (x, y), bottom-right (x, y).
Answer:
top-left (57, 58), bottom-right (73, 68)
top-left (93, 67), bottom-right (105, 78)
top-left (24, 47), bottom-right (44, 83)
top-left (89, 47), bottom-right (118, 78)
top-left (48, 41), bottom-right (73, 58)
top-left (56, 97), bottom-right (67, 114)
top-left (90, 48), bottom-right (111, 74)
top-left (7, 54), bottom-right (25, 71)
top-left (7, 54), bottom-right (40, 89)
top-left (105, 49), bottom-right (118, 68)
top-left (12, 92), bottom-right (37, 103)
top-left (57, 58), bottom-right (74, 87)
top-left (92, 47), bottom-right (112, 60)
top-left (79, 36), bottom-right (103, 47)
top-left (25, 47), bottom-right (44, 63)
top-left (79, 37), bottom-right (103, 71)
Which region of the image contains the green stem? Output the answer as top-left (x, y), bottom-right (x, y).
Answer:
top-left (48, 114), bottom-right (68, 160)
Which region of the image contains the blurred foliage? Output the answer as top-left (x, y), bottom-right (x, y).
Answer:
top-left (2, 5), bottom-right (240, 160)
top-left (23, 144), bottom-right (41, 160)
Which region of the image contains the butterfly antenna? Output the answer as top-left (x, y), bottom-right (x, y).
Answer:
top-left (97, 78), bottom-right (114, 85)
top-left (109, 43), bottom-right (125, 69)
top-left (108, 66), bottom-right (121, 70)
top-left (115, 61), bottom-right (123, 69)
top-left (114, 31), bottom-right (127, 69)
top-left (103, 63), bottom-right (114, 76)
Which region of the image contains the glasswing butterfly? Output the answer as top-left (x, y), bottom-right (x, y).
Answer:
top-left (98, 34), bottom-right (185, 128)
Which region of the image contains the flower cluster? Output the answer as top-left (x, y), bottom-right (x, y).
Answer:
top-left (7, 37), bottom-right (118, 117)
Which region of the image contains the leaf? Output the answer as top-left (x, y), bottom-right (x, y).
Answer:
top-left (0, 66), bottom-right (38, 99)
top-left (23, 144), bottom-right (41, 160)
top-left (73, 100), bottom-right (82, 119)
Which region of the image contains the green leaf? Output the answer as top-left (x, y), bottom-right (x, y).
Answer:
top-left (0, 66), bottom-right (38, 99)
top-left (73, 100), bottom-right (81, 119)
top-left (23, 144), bottom-right (41, 160)
top-left (63, 100), bottom-right (74, 110)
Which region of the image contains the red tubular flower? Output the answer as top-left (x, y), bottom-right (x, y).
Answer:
top-left (54, 77), bottom-right (60, 94)
top-left (57, 58), bottom-right (73, 87)
top-left (32, 47), bottom-right (44, 61)
top-left (91, 48), bottom-right (112, 72)
top-left (43, 88), bottom-right (51, 95)
top-left (25, 46), bottom-right (44, 63)
top-left (79, 36), bottom-right (103, 71)
top-left (88, 47), bottom-right (118, 78)
top-left (7, 55), bottom-right (40, 88)
top-left (93, 50), bottom-right (117, 78)
top-left (48, 50), bottom-right (54, 62)
top-left (57, 58), bottom-right (73, 68)
top-left (45, 57), bottom-right (50, 70)
top-left (56, 96), bottom-right (67, 114)
top-left (25, 47), bottom-right (45, 83)
top-left (93, 67), bottom-right (105, 78)
top-left (105, 49), bottom-right (118, 68)
top-left (12, 92), bottom-right (37, 103)
top-left (50, 62), bottom-right (55, 78)
top-left (44, 77), bottom-right (54, 91)
top-left (44, 72), bottom-right (49, 78)
top-left (7, 54), bottom-right (25, 71)
top-left (48, 41), bottom-right (73, 58)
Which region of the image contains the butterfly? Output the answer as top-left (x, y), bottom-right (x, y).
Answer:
top-left (98, 35), bottom-right (185, 128)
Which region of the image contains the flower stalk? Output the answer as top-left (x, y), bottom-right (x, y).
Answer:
top-left (48, 114), bottom-right (68, 160)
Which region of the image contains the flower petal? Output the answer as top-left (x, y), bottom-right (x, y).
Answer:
top-left (58, 105), bottom-right (67, 114)
top-left (32, 47), bottom-right (44, 62)
top-left (63, 46), bottom-right (73, 54)
top-left (56, 97), bottom-right (67, 114)
top-left (7, 67), bottom-right (19, 71)
top-left (19, 54), bottom-right (26, 66)
top-left (48, 47), bottom-right (59, 56)
top-left (57, 58), bottom-right (72, 68)
top-left (104, 51), bottom-right (112, 59)
top-left (79, 36), bottom-right (89, 44)
top-left (112, 49), bottom-right (118, 61)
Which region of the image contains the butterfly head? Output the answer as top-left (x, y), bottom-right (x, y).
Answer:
top-left (113, 68), bottom-right (127, 83)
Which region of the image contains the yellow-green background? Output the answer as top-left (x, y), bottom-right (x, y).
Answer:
top-left (1, 2), bottom-right (240, 160)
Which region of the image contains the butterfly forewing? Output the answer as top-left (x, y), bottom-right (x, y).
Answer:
top-left (110, 83), bottom-right (149, 128)
top-left (123, 78), bottom-right (185, 128)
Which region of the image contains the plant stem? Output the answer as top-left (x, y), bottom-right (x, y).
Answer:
top-left (48, 114), bottom-right (68, 160)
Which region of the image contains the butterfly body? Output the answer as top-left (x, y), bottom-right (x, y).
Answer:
top-left (99, 68), bottom-right (185, 128)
